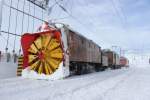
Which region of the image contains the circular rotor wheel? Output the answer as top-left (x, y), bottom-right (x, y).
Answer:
top-left (28, 34), bottom-right (63, 75)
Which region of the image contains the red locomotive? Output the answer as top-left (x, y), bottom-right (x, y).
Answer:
top-left (120, 57), bottom-right (129, 67)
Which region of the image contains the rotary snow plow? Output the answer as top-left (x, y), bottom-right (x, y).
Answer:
top-left (25, 33), bottom-right (63, 75)
top-left (19, 27), bottom-right (66, 79)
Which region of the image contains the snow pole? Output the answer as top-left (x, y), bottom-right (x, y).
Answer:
top-left (17, 55), bottom-right (23, 76)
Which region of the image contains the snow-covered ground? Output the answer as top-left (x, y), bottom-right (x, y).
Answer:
top-left (0, 61), bottom-right (17, 79)
top-left (0, 54), bottom-right (18, 79)
top-left (0, 53), bottom-right (150, 100)
top-left (0, 65), bottom-right (150, 100)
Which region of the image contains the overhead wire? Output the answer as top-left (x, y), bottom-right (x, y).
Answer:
top-left (69, 0), bottom-right (73, 15)
top-left (46, 0), bottom-right (65, 22)
top-left (57, 0), bottom-right (113, 46)
top-left (55, 0), bottom-right (104, 41)
top-left (56, 0), bottom-right (68, 20)
top-left (41, 5), bottom-right (44, 24)
top-left (27, 1), bottom-right (31, 32)
top-left (19, 0), bottom-right (26, 54)
top-left (1, 33), bottom-right (14, 49)
top-left (117, 0), bottom-right (127, 24)
top-left (108, 0), bottom-right (127, 29)
top-left (1, 0), bottom-right (50, 53)
top-left (55, 1), bottom-right (91, 30)
top-left (27, 0), bottom-right (47, 10)
top-left (55, 0), bottom-right (95, 31)
top-left (1, 30), bottom-right (21, 36)
top-left (50, 0), bottom-right (72, 21)
top-left (13, 0), bottom-right (20, 53)
top-left (77, 0), bottom-right (103, 33)
top-left (47, 0), bottom-right (62, 16)
top-left (3, 3), bottom-right (46, 23)
top-left (32, 2), bottom-right (36, 32)
top-left (5, 0), bottom-right (13, 52)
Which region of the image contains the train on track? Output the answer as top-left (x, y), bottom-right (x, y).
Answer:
top-left (18, 23), bottom-right (129, 80)
top-left (119, 57), bottom-right (129, 67)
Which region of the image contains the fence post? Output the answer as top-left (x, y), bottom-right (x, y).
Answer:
top-left (0, 0), bottom-right (4, 34)
top-left (0, 51), bottom-right (1, 62)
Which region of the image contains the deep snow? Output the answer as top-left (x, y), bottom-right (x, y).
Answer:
top-left (0, 53), bottom-right (150, 100)
top-left (0, 65), bottom-right (150, 100)
top-left (0, 53), bottom-right (18, 79)
top-left (0, 62), bottom-right (17, 79)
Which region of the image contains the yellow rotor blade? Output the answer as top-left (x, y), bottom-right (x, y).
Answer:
top-left (49, 48), bottom-right (63, 54)
top-left (29, 60), bottom-right (40, 70)
top-left (46, 59), bottom-right (58, 70)
top-left (28, 55), bottom-right (38, 64)
top-left (50, 53), bottom-right (63, 59)
top-left (38, 62), bottom-right (43, 74)
top-left (47, 39), bottom-right (60, 51)
top-left (41, 34), bottom-right (51, 49)
top-left (34, 36), bottom-right (42, 50)
top-left (44, 61), bottom-right (52, 75)
top-left (29, 44), bottom-right (38, 54)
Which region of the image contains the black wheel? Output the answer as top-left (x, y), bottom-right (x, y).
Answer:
top-left (100, 66), bottom-right (105, 71)
top-left (76, 64), bottom-right (82, 75)
top-left (95, 66), bottom-right (100, 72)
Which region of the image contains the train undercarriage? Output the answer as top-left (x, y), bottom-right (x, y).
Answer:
top-left (70, 62), bottom-right (106, 75)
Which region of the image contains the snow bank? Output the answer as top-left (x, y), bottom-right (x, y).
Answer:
top-left (126, 53), bottom-right (150, 67)
top-left (0, 62), bottom-right (17, 79)
top-left (0, 68), bottom-right (131, 100)
top-left (22, 62), bottom-right (69, 80)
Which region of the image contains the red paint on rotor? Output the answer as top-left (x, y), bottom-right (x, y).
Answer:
top-left (21, 29), bottom-right (62, 69)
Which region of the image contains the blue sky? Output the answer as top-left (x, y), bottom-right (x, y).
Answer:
top-left (49, 0), bottom-right (150, 54)
top-left (0, 0), bottom-right (150, 54)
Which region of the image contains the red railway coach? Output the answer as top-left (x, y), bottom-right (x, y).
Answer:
top-left (102, 49), bottom-right (120, 69)
top-left (120, 57), bottom-right (129, 67)
top-left (67, 27), bottom-right (102, 74)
